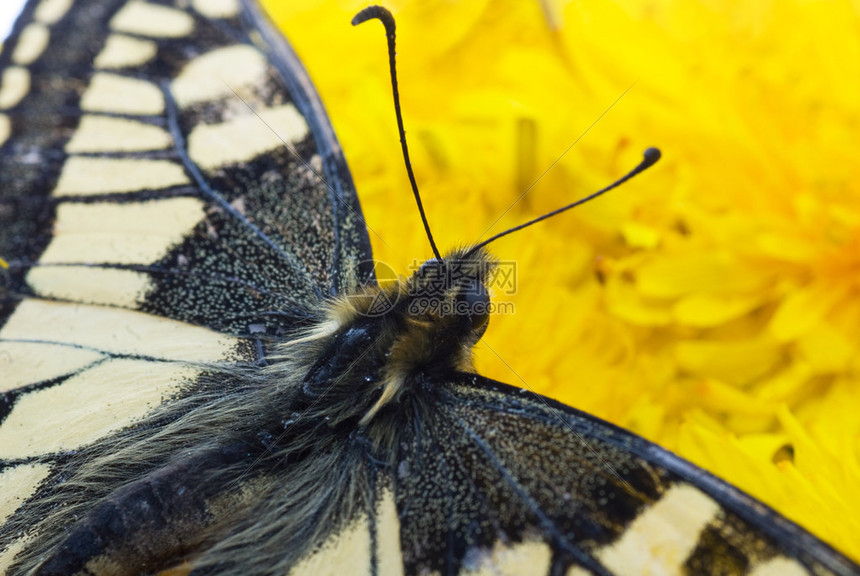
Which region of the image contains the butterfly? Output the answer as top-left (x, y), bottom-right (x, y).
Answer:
top-left (0, 0), bottom-right (858, 574)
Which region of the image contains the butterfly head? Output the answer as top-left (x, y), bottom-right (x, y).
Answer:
top-left (403, 246), bottom-right (495, 341)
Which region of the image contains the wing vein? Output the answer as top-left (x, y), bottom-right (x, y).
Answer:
top-left (453, 414), bottom-right (613, 576)
top-left (160, 79), bottom-right (324, 300)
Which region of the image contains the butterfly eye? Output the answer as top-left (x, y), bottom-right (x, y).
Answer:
top-left (455, 279), bottom-right (490, 335)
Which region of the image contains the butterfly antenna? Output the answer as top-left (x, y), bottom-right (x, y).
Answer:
top-left (353, 6), bottom-right (442, 261)
top-left (467, 147), bottom-right (661, 255)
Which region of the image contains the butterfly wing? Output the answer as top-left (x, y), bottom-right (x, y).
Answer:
top-left (0, 0), bottom-right (372, 567)
top-left (383, 373), bottom-right (857, 575)
top-left (424, 375), bottom-right (857, 574)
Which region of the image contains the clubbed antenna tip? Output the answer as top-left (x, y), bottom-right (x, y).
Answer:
top-left (353, 5), bottom-right (442, 261)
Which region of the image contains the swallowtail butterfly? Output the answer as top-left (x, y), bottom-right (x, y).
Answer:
top-left (0, 0), bottom-right (856, 574)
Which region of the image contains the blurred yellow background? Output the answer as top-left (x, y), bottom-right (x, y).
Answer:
top-left (263, 0), bottom-right (860, 559)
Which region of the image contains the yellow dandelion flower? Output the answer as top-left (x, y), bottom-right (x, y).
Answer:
top-left (264, 0), bottom-right (860, 561)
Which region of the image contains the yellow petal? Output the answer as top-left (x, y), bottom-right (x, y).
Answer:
top-left (769, 282), bottom-right (848, 342)
top-left (694, 378), bottom-right (770, 416)
top-left (796, 323), bottom-right (853, 373)
top-left (620, 221), bottom-right (660, 249)
top-left (675, 338), bottom-right (781, 385)
top-left (673, 292), bottom-right (764, 327)
top-left (636, 252), bottom-right (771, 298)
